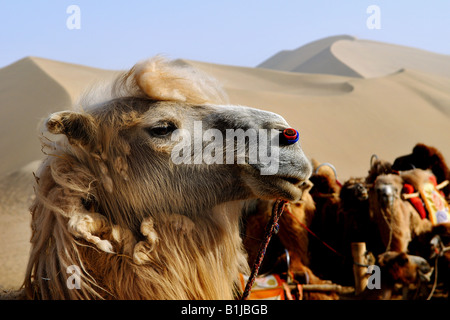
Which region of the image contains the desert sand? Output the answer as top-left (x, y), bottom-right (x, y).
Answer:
top-left (1, 35), bottom-right (449, 290)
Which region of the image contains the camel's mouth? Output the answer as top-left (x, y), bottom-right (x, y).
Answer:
top-left (279, 176), bottom-right (303, 186)
top-left (252, 173), bottom-right (310, 202)
top-left (376, 185), bottom-right (396, 209)
top-left (272, 176), bottom-right (311, 201)
top-left (358, 190), bottom-right (369, 201)
top-left (246, 161), bottom-right (312, 201)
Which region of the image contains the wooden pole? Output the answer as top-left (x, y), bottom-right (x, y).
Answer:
top-left (351, 242), bottom-right (368, 295)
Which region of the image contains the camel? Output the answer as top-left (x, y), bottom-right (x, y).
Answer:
top-left (307, 162), bottom-right (344, 284)
top-left (332, 177), bottom-right (378, 285)
top-left (409, 222), bottom-right (450, 299)
top-left (368, 170), bottom-right (432, 255)
top-left (358, 251), bottom-right (432, 300)
top-left (340, 177), bottom-right (371, 244)
top-left (365, 155), bottom-right (396, 185)
top-left (15, 57), bottom-right (312, 299)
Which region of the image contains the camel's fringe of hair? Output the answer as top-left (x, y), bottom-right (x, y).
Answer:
top-left (77, 56), bottom-right (229, 111)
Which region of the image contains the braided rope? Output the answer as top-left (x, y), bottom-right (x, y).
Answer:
top-left (241, 199), bottom-right (287, 300)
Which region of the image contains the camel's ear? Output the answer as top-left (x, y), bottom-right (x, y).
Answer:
top-left (46, 111), bottom-right (96, 146)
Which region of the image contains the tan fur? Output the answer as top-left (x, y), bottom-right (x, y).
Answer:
top-left (134, 57), bottom-right (228, 104)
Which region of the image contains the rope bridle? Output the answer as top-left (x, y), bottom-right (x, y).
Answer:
top-left (381, 198), bottom-right (396, 252)
top-left (241, 199), bottom-right (287, 300)
top-left (426, 235), bottom-right (450, 300)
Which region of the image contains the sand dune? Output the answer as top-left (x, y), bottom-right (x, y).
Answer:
top-left (0, 57), bottom-right (116, 177)
top-left (258, 35), bottom-right (450, 79)
top-left (257, 35), bottom-right (357, 75)
top-left (0, 161), bottom-right (39, 289)
top-left (1, 36), bottom-right (450, 289)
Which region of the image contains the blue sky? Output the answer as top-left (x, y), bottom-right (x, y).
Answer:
top-left (1, 1), bottom-right (449, 70)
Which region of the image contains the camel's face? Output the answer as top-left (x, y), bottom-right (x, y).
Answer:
top-left (374, 174), bottom-right (402, 209)
top-left (127, 101), bottom-right (312, 203)
top-left (46, 98), bottom-right (311, 216)
top-left (343, 181), bottom-right (369, 202)
top-left (378, 252), bottom-right (431, 284)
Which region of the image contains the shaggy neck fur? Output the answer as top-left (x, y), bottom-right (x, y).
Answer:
top-left (24, 153), bottom-right (249, 299)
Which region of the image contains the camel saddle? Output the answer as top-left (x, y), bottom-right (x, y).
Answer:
top-left (403, 176), bottom-right (450, 225)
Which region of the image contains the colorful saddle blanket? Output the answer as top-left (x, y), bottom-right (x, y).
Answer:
top-left (404, 176), bottom-right (450, 225)
top-left (420, 179), bottom-right (450, 224)
top-left (239, 273), bottom-right (285, 300)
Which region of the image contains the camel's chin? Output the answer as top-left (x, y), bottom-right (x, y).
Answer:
top-left (267, 177), bottom-right (305, 201)
top-left (245, 173), bottom-right (306, 202)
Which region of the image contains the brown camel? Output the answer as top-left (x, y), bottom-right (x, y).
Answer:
top-left (13, 57), bottom-right (312, 299)
top-left (307, 162), bottom-right (344, 284)
top-left (359, 251), bottom-right (432, 300)
top-left (368, 170), bottom-right (432, 254)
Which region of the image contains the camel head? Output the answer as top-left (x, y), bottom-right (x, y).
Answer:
top-left (341, 178), bottom-right (369, 203)
top-left (373, 174), bottom-right (401, 209)
top-left (378, 251), bottom-right (432, 285)
top-left (43, 57), bottom-right (312, 232)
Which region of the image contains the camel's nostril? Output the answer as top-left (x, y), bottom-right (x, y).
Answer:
top-left (280, 128), bottom-right (299, 145)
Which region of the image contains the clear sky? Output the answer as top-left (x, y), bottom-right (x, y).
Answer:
top-left (1, 0), bottom-right (449, 70)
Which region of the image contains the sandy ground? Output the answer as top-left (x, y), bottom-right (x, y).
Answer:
top-left (1, 35), bottom-right (449, 290)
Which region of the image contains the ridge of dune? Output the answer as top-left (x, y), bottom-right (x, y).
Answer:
top-left (257, 35), bottom-right (356, 72)
top-left (0, 57), bottom-right (73, 176)
top-left (178, 58), bottom-right (355, 96)
top-left (385, 68), bottom-right (450, 117)
top-left (331, 39), bottom-right (450, 79)
top-left (291, 44), bottom-right (363, 77)
top-left (28, 56), bottom-right (118, 102)
top-left (259, 35), bottom-right (450, 79)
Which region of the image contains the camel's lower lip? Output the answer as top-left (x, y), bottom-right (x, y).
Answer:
top-left (278, 176), bottom-right (302, 186)
top-left (247, 165), bottom-right (308, 201)
top-left (273, 177), bottom-right (308, 201)
top-left (273, 175), bottom-right (310, 194)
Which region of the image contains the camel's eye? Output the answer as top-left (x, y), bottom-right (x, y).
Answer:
top-left (146, 122), bottom-right (177, 137)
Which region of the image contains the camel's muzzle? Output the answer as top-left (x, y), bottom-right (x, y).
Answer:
top-left (377, 184), bottom-right (396, 208)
